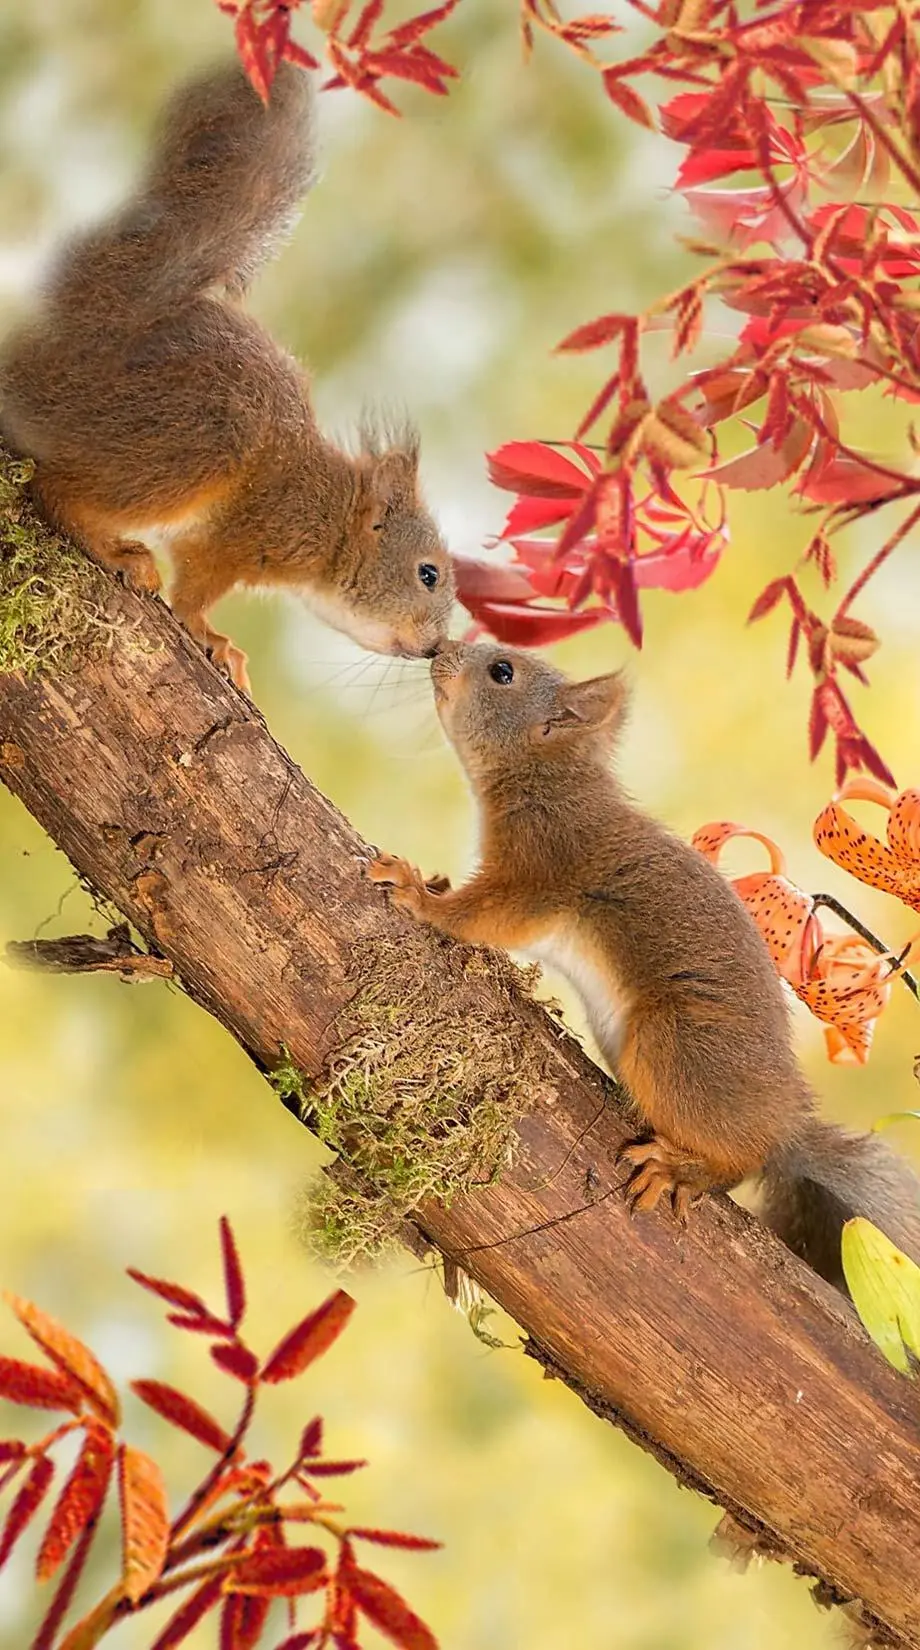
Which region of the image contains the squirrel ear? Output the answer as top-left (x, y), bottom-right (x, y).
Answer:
top-left (543, 672), bottom-right (628, 740)
top-left (370, 449), bottom-right (418, 507)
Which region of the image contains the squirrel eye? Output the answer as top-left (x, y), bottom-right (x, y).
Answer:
top-left (489, 659), bottom-right (514, 685)
top-left (418, 563), bottom-right (439, 589)
top-left (372, 522), bottom-right (385, 532)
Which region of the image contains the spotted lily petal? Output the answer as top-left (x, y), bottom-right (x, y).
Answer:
top-left (814, 780), bottom-right (920, 913)
top-left (799, 935), bottom-right (893, 1066)
top-left (692, 823), bottom-right (819, 986)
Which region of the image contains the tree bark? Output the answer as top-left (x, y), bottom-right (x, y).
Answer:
top-left (2, 530), bottom-right (920, 1646)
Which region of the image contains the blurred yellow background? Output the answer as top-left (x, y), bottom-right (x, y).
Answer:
top-left (2, 3), bottom-right (919, 1646)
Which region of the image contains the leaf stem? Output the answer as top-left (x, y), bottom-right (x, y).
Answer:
top-left (170, 1384), bottom-right (256, 1542)
top-left (835, 499), bottom-right (920, 619)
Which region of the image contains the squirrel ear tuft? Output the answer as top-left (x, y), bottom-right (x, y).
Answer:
top-left (370, 449), bottom-right (418, 506)
top-left (543, 672), bottom-right (628, 739)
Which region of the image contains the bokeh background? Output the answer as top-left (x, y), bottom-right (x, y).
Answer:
top-left (2, 3), bottom-right (919, 1645)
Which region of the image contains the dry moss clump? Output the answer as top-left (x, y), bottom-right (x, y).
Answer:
top-left (285, 935), bottom-right (557, 1269)
top-left (0, 447), bottom-right (111, 675)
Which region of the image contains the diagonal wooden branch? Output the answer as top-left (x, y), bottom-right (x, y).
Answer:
top-left (2, 486), bottom-right (920, 1648)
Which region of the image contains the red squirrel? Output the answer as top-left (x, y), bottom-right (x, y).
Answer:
top-left (0, 61), bottom-right (453, 693)
top-left (369, 640), bottom-right (920, 1288)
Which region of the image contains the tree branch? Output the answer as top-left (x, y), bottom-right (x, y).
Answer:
top-left (2, 459), bottom-right (920, 1649)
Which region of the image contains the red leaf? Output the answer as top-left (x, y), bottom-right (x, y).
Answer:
top-left (348, 0), bottom-right (385, 49)
top-left (150, 1573), bottom-right (225, 1649)
top-left (575, 372), bottom-right (621, 440)
top-left (299, 1418), bottom-right (323, 1459)
top-left (706, 420), bottom-right (813, 491)
top-left (31, 1503), bottom-right (104, 1650)
top-left (261, 1291), bottom-right (355, 1385)
top-left (348, 1565), bottom-right (438, 1650)
top-left (602, 69), bottom-right (655, 130)
top-left (349, 1528), bottom-right (442, 1552)
top-left (130, 1381), bottom-right (233, 1453)
top-left (273, 1636), bottom-right (321, 1650)
top-left (797, 455), bottom-right (907, 506)
top-left (235, 9), bottom-right (276, 103)
top-left (127, 1270), bottom-right (209, 1317)
top-left (486, 441), bottom-right (593, 499)
top-left (364, 50), bottom-right (451, 94)
top-left (220, 1589), bottom-right (271, 1650)
top-left (211, 1343), bottom-right (259, 1383)
top-left (119, 1444), bottom-right (169, 1604)
top-left (677, 147), bottom-right (758, 187)
top-left (451, 557), bottom-right (538, 605)
top-left (747, 577), bottom-right (789, 623)
top-left (4, 1296), bottom-right (119, 1429)
top-left (556, 313), bottom-right (627, 353)
top-left (388, 0), bottom-right (461, 47)
top-left (0, 1441), bottom-right (26, 1462)
top-left (218, 1217), bottom-right (246, 1328)
top-left (229, 1545), bottom-right (328, 1597)
top-left (459, 599), bottom-right (607, 647)
top-left (0, 1454), bottom-right (54, 1568)
top-left (36, 1422), bottom-right (115, 1581)
top-left (809, 687), bottom-right (830, 760)
top-left (499, 495), bottom-right (576, 538)
top-left (167, 1312), bottom-right (235, 1339)
top-left (301, 1458), bottom-right (368, 1477)
top-left (0, 1355), bottom-right (84, 1414)
top-left (282, 41), bottom-right (321, 72)
top-left (611, 561), bottom-right (643, 649)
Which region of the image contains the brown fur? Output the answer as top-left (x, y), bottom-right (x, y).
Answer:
top-left (370, 642), bottom-right (920, 1288)
top-left (0, 60), bottom-right (453, 691)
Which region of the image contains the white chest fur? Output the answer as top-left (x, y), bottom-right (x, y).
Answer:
top-left (527, 925), bottom-right (628, 1067)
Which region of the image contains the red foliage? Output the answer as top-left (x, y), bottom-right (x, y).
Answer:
top-left (493, 1), bottom-right (920, 787)
top-left (216, 0), bottom-right (459, 110)
top-left (0, 1222), bottom-right (440, 1649)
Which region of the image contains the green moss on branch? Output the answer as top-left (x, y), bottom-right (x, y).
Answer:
top-left (282, 936), bottom-right (557, 1269)
top-left (0, 446), bottom-right (111, 675)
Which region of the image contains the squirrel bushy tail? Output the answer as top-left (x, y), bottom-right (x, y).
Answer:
top-left (761, 1119), bottom-right (920, 1289)
top-left (49, 59), bottom-right (315, 319)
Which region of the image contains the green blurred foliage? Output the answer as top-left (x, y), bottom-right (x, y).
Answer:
top-left (1, 3), bottom-right (919, 1645)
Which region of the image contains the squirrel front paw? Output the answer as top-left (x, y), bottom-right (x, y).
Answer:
top-left (367, 853), bottom-right (443, 919)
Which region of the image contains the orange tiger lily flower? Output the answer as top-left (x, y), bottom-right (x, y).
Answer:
top-left (692, 821), bottom-right (911, 1064)
top-left (814, 779), bottom-right (920, 912)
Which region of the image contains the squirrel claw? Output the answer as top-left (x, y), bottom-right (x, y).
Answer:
top-left (368, 853), bottom-right (429, 919)
top-left (618, 1136), bottom-right (705, 1223)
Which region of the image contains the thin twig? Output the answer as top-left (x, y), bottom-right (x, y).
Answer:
top-left (835, 498), bottom-right (920, 620)
top-left (812, 894), bottom-right (920, 1001)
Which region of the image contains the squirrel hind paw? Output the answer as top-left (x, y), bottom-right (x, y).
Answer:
top-left (617, 1135), bottom-right (711, 1223)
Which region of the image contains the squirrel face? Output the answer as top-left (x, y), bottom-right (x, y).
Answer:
top-left (337, 444), bottom-right (454, 659)
top-left (431, 642), bottom-right (627, 782)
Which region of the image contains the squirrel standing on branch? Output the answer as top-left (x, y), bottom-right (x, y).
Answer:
top-left (370, 641), bottom-right (920, 1289)
top-left (0, 61), bottom-right (453, 692)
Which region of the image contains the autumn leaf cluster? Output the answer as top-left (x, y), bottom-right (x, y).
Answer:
top-left (0, 1219), bottom-right (439, 1650)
